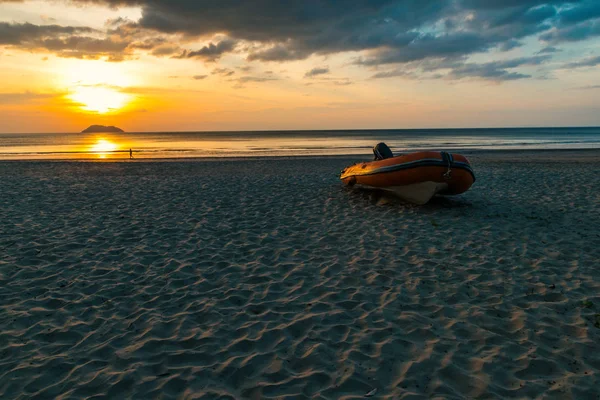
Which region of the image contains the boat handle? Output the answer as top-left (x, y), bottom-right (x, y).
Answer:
top-left (441, 152), bottom-right (452, 180)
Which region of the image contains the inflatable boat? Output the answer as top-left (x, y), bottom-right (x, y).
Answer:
top-left (340, 143), bottom-right (475, 205)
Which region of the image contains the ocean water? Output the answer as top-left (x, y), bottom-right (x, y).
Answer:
top-left (0, 127), bottom-right (599, 160)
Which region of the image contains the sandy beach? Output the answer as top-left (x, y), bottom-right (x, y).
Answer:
top-left (1, 150), bottom-right (599, 399)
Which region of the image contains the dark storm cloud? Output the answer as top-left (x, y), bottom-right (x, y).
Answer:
top-left (113, 0), bottom-right (559, 65)
top-left (0, 0), bottom-right (471, 63)
top-left (539, 1), bottom-right (600, 43)
top-left (557, 1), bottom-right (600, 26)
top-left (2, 0), bottom-right (600, 80)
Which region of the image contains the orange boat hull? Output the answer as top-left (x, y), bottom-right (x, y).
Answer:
top-left (340, 151), bottom-right (475, 196)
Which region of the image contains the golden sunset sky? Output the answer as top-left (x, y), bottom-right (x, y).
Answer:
top-left (1, 0), bottom-right (599, 133)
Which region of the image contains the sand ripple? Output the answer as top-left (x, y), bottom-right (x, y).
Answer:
top-left (1, 156), bottom-right (599, 399)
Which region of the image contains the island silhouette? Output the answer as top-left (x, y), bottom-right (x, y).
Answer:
top-left (81, 125), bottom-right (124, 133)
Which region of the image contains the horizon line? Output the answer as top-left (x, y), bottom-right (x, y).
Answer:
top-left (2, 125), bottom-right (600, 135)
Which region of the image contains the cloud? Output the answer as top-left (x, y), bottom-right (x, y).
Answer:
top-left (1, 0), bottom-right (600, 76)
top-left (447, 56), bottom-right (550, 82)
top-left (557, 2), bottom-right (600, 26)
top-left (192, 75), bottom-right (207, 80)
top-left (105, 17), bottom-right (132, 28)
top-left (40, 15), bottom-right (57, 23)
top-left (332, 79), bottom-right (353, 86)
top-left (235, 74), bottom-right (277, 82)
top-left (0, 22), bottom-right (95, 45)
top-left (230, 75), bottom-right (279, 89)
top-left (537, 46), bottom-right (560, 54)
top-left (0, 21), bottom-right (162, 60)
top-left (356, 32), bottom-right (492, 66)
top-left (304, 75), bottom-right (354, 86)
top-left (448, 66), bottom-right (527, 81)
top-left (21, 0), bottom-right (569, 66)
top-left (575, 85), bottom-right (600, 90)
top-left (539, 1), bottom-right (600, 43)
top-left (564, 55), bottom-right (600, 68)
top-left (540, 21), bottom-right (600, 43)
top-left (447, 55), bottom-right (551, 81)
top-left (0, 91), bottom-right (58, 104)
top-left (127, 37), bottom-right (167, 50)
top-left (212, 67), bottom-right (235, 76)
top-left (179, 38), bottom-right (237, 61)
top-left (150, 45), bottom-right (180, 56)
top-left (0, 19), bottom-right (192, 61)
top-left (460, 1), bottom-right (563, 10)
top-left (371, 69), bottom-right (415, 79)
top-left (247, 44), bottom-right (309, 62)
top-left (236, 76), bottom-right (278, 83)
top-left (371, 55), bottom-right (551, 81)
top-left (304, 67), bottom-right (329, 78)
top-left (39, 36), bottom-right (129, 58)
top-left (499, 39), bottom-right (522, 51)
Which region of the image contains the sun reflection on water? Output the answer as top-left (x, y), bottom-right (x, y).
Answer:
top-left (89, 138), bottom-right (118, 158)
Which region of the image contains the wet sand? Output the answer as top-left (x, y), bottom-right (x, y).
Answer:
top-left (1, 150), bottom-right (599, 399)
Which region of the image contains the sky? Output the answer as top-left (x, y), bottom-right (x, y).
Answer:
top-left (0, 0), bottom-right (599, 133)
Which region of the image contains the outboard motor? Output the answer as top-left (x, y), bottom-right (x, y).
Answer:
top-left (373, 142), bottom-right (394, 161)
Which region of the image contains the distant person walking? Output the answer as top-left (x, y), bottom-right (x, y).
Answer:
top-left (129, 148), bottom-right (134, 159)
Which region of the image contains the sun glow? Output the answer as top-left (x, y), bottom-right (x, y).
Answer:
top-left (69, 87), bottom-right (130, 113)
top-left (90, 138), bottom-right (118, 158)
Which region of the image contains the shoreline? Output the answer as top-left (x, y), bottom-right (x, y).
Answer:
top-left (1, 147), bottom-right (599, 163)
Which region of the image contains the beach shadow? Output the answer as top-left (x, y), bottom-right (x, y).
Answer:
top-left (343, 186), bottom-right (418, 208)
top-left (344, 186), bottom-right (472, 209)
top-left (423, 195), bottom-right (473, 209)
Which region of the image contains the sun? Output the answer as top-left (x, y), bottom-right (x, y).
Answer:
top-left (69, 86), bottom-right (130, 113)
top-left (59, 59), bottom-right (137, 113)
